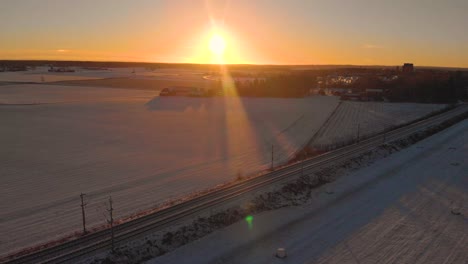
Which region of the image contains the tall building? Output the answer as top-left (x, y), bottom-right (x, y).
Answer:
top-left (402, 63), bottom-right (414, 73)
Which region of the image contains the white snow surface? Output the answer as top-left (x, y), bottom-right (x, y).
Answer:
top-left (0, 85), bottom-right (339, 255)
top-left (0, 84), bottom-right (157, 105)
top-left (149, 119), bottom-right (468, 264)
top-left (0, 67), bottom-right (209, 83)
top-left (312, 101), bottom-right (446, 148)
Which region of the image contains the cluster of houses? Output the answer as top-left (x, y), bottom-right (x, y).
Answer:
top-left (310, 87), bottom-right (385, 101)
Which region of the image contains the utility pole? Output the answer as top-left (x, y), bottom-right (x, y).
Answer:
top-left (357, 123), bottom-right (360, 143)
top-left (301, 159), bottom-right (304, 177)
top-left (80, 193), bottom-right (87, 235)
top-left (271, 144), bottom-right (274, 170)
top-left (107, 196), bottom-right (115, 252)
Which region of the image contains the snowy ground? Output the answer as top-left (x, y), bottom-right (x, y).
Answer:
top-left (0, 84), bottom-right (157, 104)
top-left (0, 67), bottom-right (209, 83)
top-left (312, 101), bottom-right (446, 149)
top-left (0, 85), bottom-right (338, 256)
top-left (149, 119), bottom-right (468, 264)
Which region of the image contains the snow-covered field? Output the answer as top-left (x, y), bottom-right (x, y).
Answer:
top-left (0, 81), bottom-right (451, 257)
top-left (149, 118), bottom-right (468, 264)
top-left (0, 67), bottom-right (209, 83)
top-left (0, 84), bottom-right (339, 255)
top-left (0, 84), bottom-right (157, 105)
top-left (312, 101), bottom-right (446, 149)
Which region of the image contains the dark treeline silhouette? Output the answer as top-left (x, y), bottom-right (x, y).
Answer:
top-left (255, 69), bottom-right (467, 103)
top-left (229, 69), bottom-right (468, 102)
top-left (233, 74), bottom-right (313, 97)
top-left (345, 71), bottom-right (468, 103)
top-left (386, 72), bottom-right (467, 103)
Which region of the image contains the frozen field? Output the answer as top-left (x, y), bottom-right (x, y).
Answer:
top-left (312, 101), bottom-right (446, 149)
top-left (0, 84), bottom-right (339, 255)
top-left (0, 83), bottom-right (450, 256)
top-left (0, 84), bottom-right (157, 105)
top-left (150, 118), bottom-right (468, 264)
top-left (0, 67), bottom-right (210, 83)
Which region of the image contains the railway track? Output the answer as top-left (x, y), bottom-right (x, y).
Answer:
top-left (5, 104), bottom-right (467, 264)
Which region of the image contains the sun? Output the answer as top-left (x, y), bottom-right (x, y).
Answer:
top-left (209, 34), bottom-right (226, 56)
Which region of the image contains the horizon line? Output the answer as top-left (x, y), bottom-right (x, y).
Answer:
top-left (1, 59), bottom-right (467, 70)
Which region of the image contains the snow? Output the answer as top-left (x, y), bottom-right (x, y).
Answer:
top-left (0, 85), bottom-right (339, 255)
top-left (312, 101), bottom-right (446, 149)
top-left (148, 119), bottom-right (468, 264)
top-left (0, 82), bottom-right (452, 258)
top-left (0, 84), bottom-right (156, 105)
top-left (0, 67), bottom-right (209, 83)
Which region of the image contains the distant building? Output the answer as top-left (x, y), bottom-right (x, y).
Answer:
top-left (402, 63), bottom-right (414, 73)
top-left (160, 86), bottom-right (212, 97)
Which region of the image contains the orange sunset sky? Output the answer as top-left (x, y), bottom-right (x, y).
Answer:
top-left (1, 0), bottom-right (467, 67)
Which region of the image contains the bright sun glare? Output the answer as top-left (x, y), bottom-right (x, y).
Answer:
top-left (209, 34), bottom-right (226, 56)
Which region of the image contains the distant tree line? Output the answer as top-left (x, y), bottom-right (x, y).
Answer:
top-left (345, 71), bottom-right (468, 103)
top-left (389, 72), bottom-right (467, 103)
top-left (229, 69), bottom-right (468, 103)
top-left (210, 70), bottom-right (468, 101)
top-left (231, 74), bottom-right (314, 98)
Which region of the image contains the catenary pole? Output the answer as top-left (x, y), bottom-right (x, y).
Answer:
top-left (108, 196), bottom-right (115, 252)
top-left (271, 144), bottom-right (274, 170)
top-left (80, 193), bottom-right (87, 234)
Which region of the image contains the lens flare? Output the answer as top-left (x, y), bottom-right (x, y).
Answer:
top-left (245, 215), bottom-right (254, 230)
